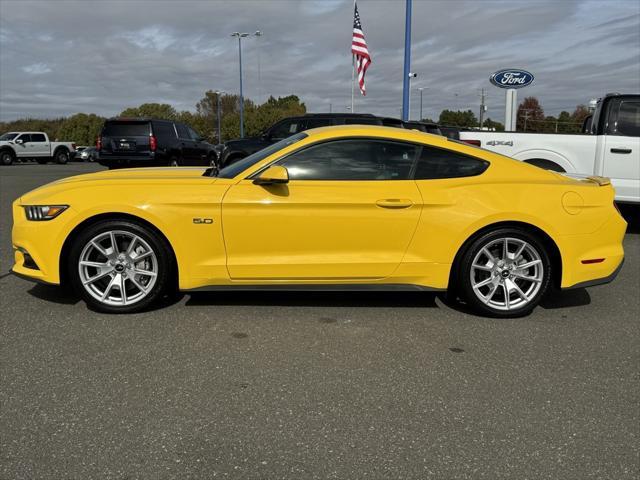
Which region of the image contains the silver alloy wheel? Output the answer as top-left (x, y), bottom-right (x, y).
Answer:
top-left (470, 237), bottom-right (544, 311)
top-left (78, 230), bottom-right (158, 307)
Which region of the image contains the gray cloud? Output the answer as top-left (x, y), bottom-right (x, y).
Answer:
top-left (0, 0), bottom-right (639, 123)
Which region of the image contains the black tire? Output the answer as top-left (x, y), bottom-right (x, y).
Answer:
top-left (54, 149), bottom-right (69, 164)
top-left (0, 150), bottom-right (14, 165)
top-left (68, 219), bottom-right (174, 313)
top-left (168, 156), bottom-right (181, 167)
top-left (457, 227), bottom-right (551, 318)
top-left (36, 158), bottom-right (48, 165)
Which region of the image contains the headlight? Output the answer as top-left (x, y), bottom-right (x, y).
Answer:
top-left (23, 205), bottom-right (68, 221)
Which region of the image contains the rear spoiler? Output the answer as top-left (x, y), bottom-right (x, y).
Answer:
top-left (561, 173), bottom-right (611, 186)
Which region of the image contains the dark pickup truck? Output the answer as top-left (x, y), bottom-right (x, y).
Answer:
top-left (218, 113), bottom-right (441, 167)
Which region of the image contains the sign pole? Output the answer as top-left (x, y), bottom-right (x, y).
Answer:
top-left (505, 89), bottom-right (517, 131)
top-left (401, 0), bottom-right (412, 121)
top-left (489, 69), bottom-right (534, 132)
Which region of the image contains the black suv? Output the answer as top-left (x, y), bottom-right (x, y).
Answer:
top-left (98, 118), bottom-right (216, 169)
top-left (219, 113), bottom-right (419, 167)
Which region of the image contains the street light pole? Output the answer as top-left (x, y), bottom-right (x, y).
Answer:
top-left (401, 0), bottom-right (413, 121)
top-left (417, 87), bottom-right (427, 121)
top-left (407, 72), bottom-right (417, 120)
top-left (231, 32), bottom-right (249, 138)
top-left (214, 90), bottom-right (223, 144)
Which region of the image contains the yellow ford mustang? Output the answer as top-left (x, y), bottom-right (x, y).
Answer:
top-left (12, 125), bottom-right (626, 317)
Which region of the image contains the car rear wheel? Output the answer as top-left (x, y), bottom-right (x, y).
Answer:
top-left (69, 220), bottom-right (173, 313)
top-left (1, 151), bottom-right (14, 165)
top-left (55, 149), bottom-right (69, 164)
top-left (458, 228), bottom-right (551, 317)
top-left (168, 156), bottom-right (181, 167)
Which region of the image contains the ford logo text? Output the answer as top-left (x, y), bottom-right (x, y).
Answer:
top-left (490, 69), bottom-right (534, 89)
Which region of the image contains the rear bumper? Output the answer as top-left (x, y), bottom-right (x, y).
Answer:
top-left (559, 211), bottom-right (627, 289)
top-left (564, 257), bottom-right (624, 290)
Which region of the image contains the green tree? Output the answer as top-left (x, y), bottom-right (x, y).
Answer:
top-left (56, 113), bottom-right (105, 145)
top-left (483, 118), bottom-right (504, 131)
top-left (119, 103), bottom-right (178, 120)
top-left (438, 109), bottom-right (478, 127)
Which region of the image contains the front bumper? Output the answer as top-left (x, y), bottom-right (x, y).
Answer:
top-left (11, 201), bottom-right (72, 285)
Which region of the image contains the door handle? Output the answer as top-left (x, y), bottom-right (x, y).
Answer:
top-left (376, 199), bottom-right (413, 209)
top-left (610, 148), bottom-right (632, 154)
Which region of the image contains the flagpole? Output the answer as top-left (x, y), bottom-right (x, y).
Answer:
top-left (351, 0), bottom-right (356, 113)
top-left (351, 55), bottom-right (355, 113)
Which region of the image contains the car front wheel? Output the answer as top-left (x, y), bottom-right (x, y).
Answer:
top-left (69, 220), bottom-right (173, 313)
top-left (458, 228), bottom-right (551, 317)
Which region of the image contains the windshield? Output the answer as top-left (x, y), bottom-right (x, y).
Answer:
top-left (0, 133), bottom-right (19, 141)
top-left (217, 132), bottom-right (308, 179)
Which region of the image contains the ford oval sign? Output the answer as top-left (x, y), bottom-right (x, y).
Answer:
top-left (490, 69), bottom-right (534, 89)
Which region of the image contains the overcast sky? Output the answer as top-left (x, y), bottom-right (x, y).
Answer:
top-left (1, 0), bottom-right (639, 123)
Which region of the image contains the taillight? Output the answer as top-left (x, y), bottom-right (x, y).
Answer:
top-left (150, 135), bottom-right (157, 152)
top-left (96, 136), bottom-right (102, 150)
top-left (461, 139), bottom-right (481, 147)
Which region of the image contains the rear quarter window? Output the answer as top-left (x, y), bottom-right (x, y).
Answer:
top-left (103, 122), bottom-right (150, 137)
top-left (415, 145), bottom-right (489, 180)
top-left (153, 122), bottom-right (177, 139)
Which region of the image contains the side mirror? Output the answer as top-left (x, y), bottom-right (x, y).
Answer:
top-left (15, 139), bottom-right (23, 144)
top-left (253, 165), bottom-right (289, 185)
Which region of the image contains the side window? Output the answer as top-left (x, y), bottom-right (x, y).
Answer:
top-left (415, 146), bottom-right (489, 180)
top-left (175, 123), bottom-right (190, 139)
top-left (16, 134), bottom-right (31, 143)
top-left (616, 101), bottom-right (640, 137)
top-left (277, 139), bottom-right (418, 180)
top-left (153, 122), bottom-right (176, 139)
top-left (30, 133), bottom-right (46, 142)
top-left (302, 118), bottom-right (333, 130)
top-left (188, 127), bottom-right (202, 141)
top-left (269, 120), bottom-right (298, 141)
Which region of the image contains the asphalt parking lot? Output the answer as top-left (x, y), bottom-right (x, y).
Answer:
top-left (1, 163), bottom-right (638, 479)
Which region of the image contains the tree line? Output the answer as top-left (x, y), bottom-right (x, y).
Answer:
top-left (0, 93), bottom-right (592, 145)
top-left (0, 92), bottom-right (307, 146)
top-left (422, 97), bottom-right (591, 133)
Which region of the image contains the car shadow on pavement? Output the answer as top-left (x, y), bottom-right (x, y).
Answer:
top-left (27, 284), bottom-right (80, 305)
top-left (186, 290), bottom-right (440, 308)
top-left (540, 287), bottom-right (591, 309)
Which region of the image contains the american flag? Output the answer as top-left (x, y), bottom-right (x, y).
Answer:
top-left (351, 1), bottom-right (371, 96)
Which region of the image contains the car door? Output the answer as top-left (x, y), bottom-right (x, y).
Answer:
top-left (267, 118), bottom-right (302, 144)
top-left (13, 134), bottom-right (30, 157)
top-left (602, 99), bottom-right (640, 202)
top-left (188, 126), bottom-right (208, 165)
top-left (175, 123), bottom-right (197, 163)
top-left (221, 138), bottom-right (423, 280)
top-left (28, 133), bottom-right (50, 157)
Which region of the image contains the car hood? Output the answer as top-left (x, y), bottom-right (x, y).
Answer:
top-left (19, 167), bottom-right (214, 204)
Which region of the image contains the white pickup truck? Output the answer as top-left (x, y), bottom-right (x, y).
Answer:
top-left (459, 93), bottom-right (640, 203)
top-left (0, 132), bottom-right (76, 166)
